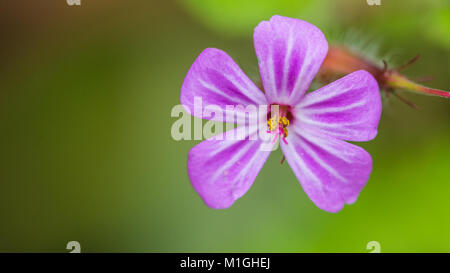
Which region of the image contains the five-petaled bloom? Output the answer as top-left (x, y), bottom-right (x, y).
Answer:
top-left (180, 15), bottom-right (381, 212)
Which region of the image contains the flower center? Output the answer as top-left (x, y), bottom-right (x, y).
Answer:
top-left (266, 104), bottom-right (292, 144)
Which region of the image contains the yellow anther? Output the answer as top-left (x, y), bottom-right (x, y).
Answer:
top-left (281, 116), bottom-right (289, 126)
top-left (267, 117), bottom-right (277, 131)
top-left (267, 115), bottom-right (290, 137)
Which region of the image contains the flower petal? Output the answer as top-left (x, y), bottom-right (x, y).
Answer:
top-left (295, 70), bottom-right (381, 141)
top-left (253, 15), bottom-right (328, 105)
top-left (281, 128), bottom-right (372, 213)
top-left (188, 125), bottom-right (273, 209)
top-left (181, 48), bottom-right (267, 121)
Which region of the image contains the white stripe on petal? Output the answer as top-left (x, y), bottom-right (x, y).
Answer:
top-left (296, 100), bottom-right (365, 116)
top-left (292, 134), bottom-right (347, 183)
top-left (199, 79), bottom-right (249, 106)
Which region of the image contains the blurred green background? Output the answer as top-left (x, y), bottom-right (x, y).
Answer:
top-left (0, 0), bottom-right (449, 252)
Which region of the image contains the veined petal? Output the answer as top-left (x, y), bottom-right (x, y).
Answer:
top-left (181, 48), bottom-right (267, 122)
top-left (188, 125), bottom-right (273, 209)
top-left (295, 70), bottom-right (381, 141)
top-left (281, 128), bottom-right (372, 213)
top-left (254, 15), bottom-right (328, 105)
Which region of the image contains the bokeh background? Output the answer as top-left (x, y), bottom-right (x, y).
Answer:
top-left (0, 0), bottom-right (449, 252)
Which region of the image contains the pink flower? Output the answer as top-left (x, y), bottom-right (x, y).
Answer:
top-left (180, 16), bottom-right (382, 212)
